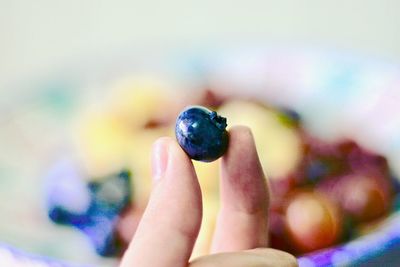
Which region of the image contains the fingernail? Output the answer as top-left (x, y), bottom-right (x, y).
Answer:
top-left (151, 138), bottom-right (170, 182)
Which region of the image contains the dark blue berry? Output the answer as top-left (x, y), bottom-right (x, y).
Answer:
top-left (45, 160), bottom-right (92, 224)
top-left (45, 161), bottom-right (132, 257)
top-left (175, 106), bottom-right (229, 162)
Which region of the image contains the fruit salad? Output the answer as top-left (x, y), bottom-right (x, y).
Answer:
top-left (45, 77), bottom-right (398, 262)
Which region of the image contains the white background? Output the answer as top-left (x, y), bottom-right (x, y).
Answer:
top-left (1, 0), bottom-right (400, 87)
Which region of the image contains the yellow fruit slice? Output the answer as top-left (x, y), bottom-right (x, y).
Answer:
top-left (218, 100), bottom-right (301, 179)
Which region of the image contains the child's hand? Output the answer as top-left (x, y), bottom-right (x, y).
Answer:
top-left (120, 126), bottom-right (298, 267)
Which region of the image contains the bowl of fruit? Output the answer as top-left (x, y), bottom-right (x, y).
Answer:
top-left (2, 48), bottom-right (400, 267)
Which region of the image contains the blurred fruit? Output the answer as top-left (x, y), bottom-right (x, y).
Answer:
top-left (108, 77), bottom-right (180, 129)
top-left (296, 134), bottom-right (347, 185)
top-left (193, 160), bottom-right (220, 195)
top-left (47, 167), bottom-right (132, 256)
top-left (66, 86), bottom-right (398, 258)
top-left (218, 100), bottom-right (302, 178)
top-left (197, 89), bottom-right (226, 108)
top-left (272, 174), bottom-right (298, 196)
top-left (318, 174), bottom-right (392, 222)
top-left (269, 175), bottom-right (296, 213)
top-left (285, 191), bottom-right (341, 253)
top-left (45, 159), bottom-right (91, 224)
top-left (269, 211), bottom-right (293, 252)
top-left (88, 169), bottom-right (132, 218)
top-left (79, 215), bottom-right (123, 256)
top-left (192, 196), bottom-right (219, 258)
top-left (74, 112), bottom-right (131, 178)
top-left (277, 108), bottom-right (301, 128)
top-left (175, 106), bottom-right (228, 162)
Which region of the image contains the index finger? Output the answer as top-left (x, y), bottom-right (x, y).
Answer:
top-left (120, 137), bottom-right (203, 267)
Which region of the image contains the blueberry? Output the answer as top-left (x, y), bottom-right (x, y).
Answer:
top-left (175, 106), bottom-right (229, 162)
top-left (45, 162), bottom-right (132, 257)
top-left (45, 159), bottom-right (92, 224)
top-left (88, 169), bottom-right (132, 218)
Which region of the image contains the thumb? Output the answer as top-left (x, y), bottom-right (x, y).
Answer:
top-left (120, 137), bottom-right (203, 267)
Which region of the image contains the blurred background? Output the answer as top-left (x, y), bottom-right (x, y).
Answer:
top-left (1, 1), bottom-right (400, 267)
top-left (1, 0), bottom-right (400, 88)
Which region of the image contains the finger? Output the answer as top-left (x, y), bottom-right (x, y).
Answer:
top-left (211, 126), bottom-right (270, 253)
top-left (120, 137), bottom-right (202, 267)
top-left (189, 248), bottom-right (298, 267)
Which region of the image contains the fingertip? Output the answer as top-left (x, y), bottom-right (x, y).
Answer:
top-left (122, 137), bottom-right (202, 267)
top-left (152, 136), bottom-right (174, 152)
top-left (227, 125), bottom-right (254, 146)
top-left (167, 138), bottom-right (198, 181)
top-left (169, 137), bottom-right (194, 165)
top-left (151, 137), bottom-right (200, 204)
top-left (151, 137), bottom-right (173, 182)
top-left (228, 125), bottom-right (254, 140)
top-left (151, 136), bottom-right (196, 184)
top-left (224, 125), bottom-right (258, 166)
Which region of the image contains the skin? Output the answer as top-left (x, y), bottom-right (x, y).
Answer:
top-left (119, 126), bottom-right (298, 267)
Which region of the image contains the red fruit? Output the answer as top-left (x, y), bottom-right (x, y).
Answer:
top-left (342, 177), bottom-right (389, 222)
top-left (317, 174), bottom-right (392, 222)
top-left (198, 89), bottom-right (226, 108)
top-left (269, 175), bottom-right (297, 212)
top-left (296, 134), bottom-right (349, 185)
top-left (269, 211), bottom-right (293, 253)
top-left (337, 140), bottom-right (389, 177)
top-left (284, 191), bottom-right (341, 253)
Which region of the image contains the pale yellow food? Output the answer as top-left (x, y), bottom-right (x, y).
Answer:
top-left (108, 76), bottom-right (185, 129)
top-left (192, 195), bottom-right (220, 258)
top-left (74, 111), bottom-right (131, 178)
top-left (218, 100), bottom-right (302, 179)
top-left (193, 160), bottom-right (220, 196)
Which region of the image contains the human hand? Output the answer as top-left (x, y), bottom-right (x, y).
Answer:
top-left (119, 126), bottom-right (298, 267)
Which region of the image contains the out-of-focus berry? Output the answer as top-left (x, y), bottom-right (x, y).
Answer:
top-left (318, 173), bottom-right (392, 222)
top-left (46, 166), bottom-right (132, 256)
top-left (285, 191), bottom-right (341, 253)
